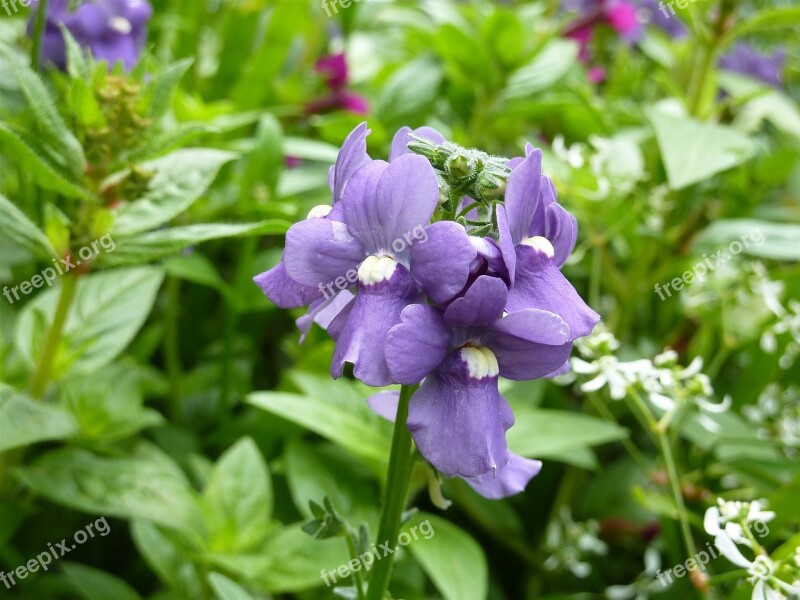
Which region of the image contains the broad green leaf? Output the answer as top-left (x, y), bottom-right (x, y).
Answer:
top-left (507, 403), bottom-right (628, 465)
top-left (501, 39), bottom-right (579, 100)
top-left (722, 7), bottom-right (800, 45)
top-left (203, 437), bottom-right (273, 552)
top-left (208, 573), bottom-right (256, 600)
top-left (0, 124), bottom-right (91, 199)
top-left (647, 107), bottom-right (757, 189)
top-left (17, 445), bottom-right (201, 534)
top-left (242, 114), bottom-right (283, 197)
top-left (0, 44), bottom-right (85, 177)
top-left (130, 521), bottom-right (201, 597)
top-left (0, 193), bottom-right (57, 258)
top-left (102, 220), bottom-right (289, 266)
top-left (693, 219), bottom-right (800, 261)
top-left (62, 562), bottom-right (143, 600)
top-left (377, 55), bottom-right (442, 125)
top-left (112, 149), bottom-right (237, 235)
top-left (405, 513), bottom-right (488, 600)
top-left (283, 137), bottom-right (340, 163)
top-left (0, 389), bottom-right (78, 454)
top-left (15, 266), bottom-right (165, 376)
top-left (146, 57), bottom-right (194, 118)
top-left (247, 379), bottom-right (392, 470)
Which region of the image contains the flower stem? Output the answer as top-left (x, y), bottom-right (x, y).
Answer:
top-left (346, 529), bottom-right (367, 600)
top-left (31, 0), bottom-right (50, 71)
top-left (29, 273), bottom-right (77, 398)
top-left (366, 383), bottom-right (417, 600)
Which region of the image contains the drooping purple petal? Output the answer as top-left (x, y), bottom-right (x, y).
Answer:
top-left (296, 290), bottom-right (355, 344)
top-left (506, 245), bottom-right (600, 340)
top-left (486, 309), bottom-right (574, 380)
top-left (385, 304), bottom-right (451, 385)
top-left (544, 202), bottom-right (578, 269)
top-left (389, 126), bottom-right (445, 162)
top-left (409, 221), bottom-right (477, 305)
top-left (330, 264), bottom-right (419, 387)
top-left (504, 148), bottom-right (543, 245)
top-left (444, 275), bottom-right (508, 329)
top-left (283, 218), bottom-right (364, 288)
top-left (407, 352), bottom-right (514, 477)
top-left (367, 390), bottom-right (400, 422)
top-left (465, 453), bottom-right (543, 499)
top-left (332, 122), bottom-right (372, 204)
top-left (253, 262), bottom-right (320, 309)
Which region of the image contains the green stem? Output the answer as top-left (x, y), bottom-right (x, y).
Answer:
top-left (586, 393), bottom-right (650, 473)
top-left (346, 530), bottom-right (367, 600)
top-left (165, 276), bottom-right (183, 422)
top-left (30, 0), bottom-right (50, 71)
top-left (29, 273), bottom-right (77, 398)
top-left (367, 383), bottom-right (417, 600)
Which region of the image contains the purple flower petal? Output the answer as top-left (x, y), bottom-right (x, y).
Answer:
top-left (444, 275), bottom-right (508, 329)
top-left (486, 309), bottom-right (574, 380)
top-left (283, 218), bottom-right (364, 288)
top-left (409, 221), bottom-right (477, 305)
top-left (330, 264), bottom-right (419, 387)
top-left (544, 191), bottom-right (578, 269)
top-left (504, 148), bottom-right (544, 245)
top-left (407, 352), bottom-right (514, 477)
top-left (385, 304), bottom-right (451, 385)
top-left (506, 245), bottom-right (600, 339)
top-left (332, 122), bottom-right (372, 204)
top-left (389, 126), bottom-right (445, 162)
top-left (253, 261), bottom-right (320, 309)
top-left (465, 453), bottom-right (542, 499)
top-left (367, 390), bottom-right (400, 422)
top-left (296, 291), bottom-right (354, 344)
top-left (496, 205), bottom-right (517, 286)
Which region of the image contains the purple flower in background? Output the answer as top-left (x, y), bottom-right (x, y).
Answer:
top-left (497, 146), bottom-right (600, 345)
top-left (719, 43), bottom-right (785, 89)
top-left (307, 52), bottom-right (370, 115)
top-left (385, 276), bottom-right (573, 477)
top-left (29, 0), bottom-right (152, 70)
top-left (636, 0), bottom-right (687, 38)
top-left (368, 389), bottom-right (544, 499)
top-left (564, 0), bottom-right (642, 63)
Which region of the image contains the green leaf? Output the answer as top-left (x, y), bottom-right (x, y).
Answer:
top-left (507, 404), bottom-right (628, 465)
top-left (693, 219), bottom-right (800, 261)
top-left (501, 39), bottom-right (579, 100)
top-left (0, 193), bottom-right (57, 259)
top-left (0, 388), bottom-right (78, 454)
top-left (16, 444), bottom-right (201, 534)
top-left (722, 7), bottom-right (800, 45)
top-left (15, 266), bottom-right (165, 376)
top-left (146, 58), bottom-right (194, 118)
top-left (647, 107), bottom-right (757, 189)
top-left (242, 114), bottom-right (283, 197)
top-left (102, 221), bottom-right (289, 266)
top-left (208, 573), bottom-right (256, 600)
top-left (203, 437), bottom-right (273, 552)
top-left (283, 137), bottom-right (341, 163)
top-left (247, 373), bottom-right (393, 470)
top-left (62, 562), bottom-right (143, 600)
top-left (405, 513), bottom-right (488, 600)
top-left (0, 124), bottom-right (91, 199)
top-left (0, 44), bottom-right (86, 177)
top-left (130, 520), bottom-right (201, 596)
top-left (377, 55), bottom-right (443, 125)
top-left (111, 149), bottom-right (237, 236)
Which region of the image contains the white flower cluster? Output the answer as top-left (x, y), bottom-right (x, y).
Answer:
top-left (704, 498), bottom-right (800, 600)
top-left (744, 384), bottom-right (800, 457)
top-left (567, 326), bottom-right (730, 430)
top-left (543, 507), bottom-right (608, 579)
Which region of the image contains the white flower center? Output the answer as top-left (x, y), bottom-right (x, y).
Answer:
top-left (520, 236), bottom-right (555, 258)
top-left (460, 346), bottom-right (499, 380)
top-left (109, 16), bottom-right (132, 34)
top-left (358, 255), bottom-right (397, 285)
top-left (307, 204), bottom-right (332, 219)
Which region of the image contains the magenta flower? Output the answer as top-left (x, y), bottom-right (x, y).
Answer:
top-left (29, 0), bottom-right (152, 70)
top-left (307, 52), bottom-right (370, 115)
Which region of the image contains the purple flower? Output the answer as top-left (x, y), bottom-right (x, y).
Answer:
top-left (29, 0), bottom-right (152, 70)
top-left (497, 146), bottom-right (600, 344)
top-left (719, 43), bottom-right (785, 89)
top-left (636, 0), bottom-right (687, 38)
top-left (367, 388), bottom-right (544, 499)
top-left (564, 0), bottom-right (643, 63)
top-left (385, 276), bottom-right (573, 477)
top-left (307, 52), bottom-right (370, 115)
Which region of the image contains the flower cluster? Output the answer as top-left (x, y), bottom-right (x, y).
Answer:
top-left (255, 123), bottom-right (600, 498)
top-left (543, 507), bottom-right (608, 579)
top-left (29, 0), bottom-right (152, 71)
top-left (744, 384), bottom-right (800, 458)
top-left (704, 499), bottom-right (800, 600)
